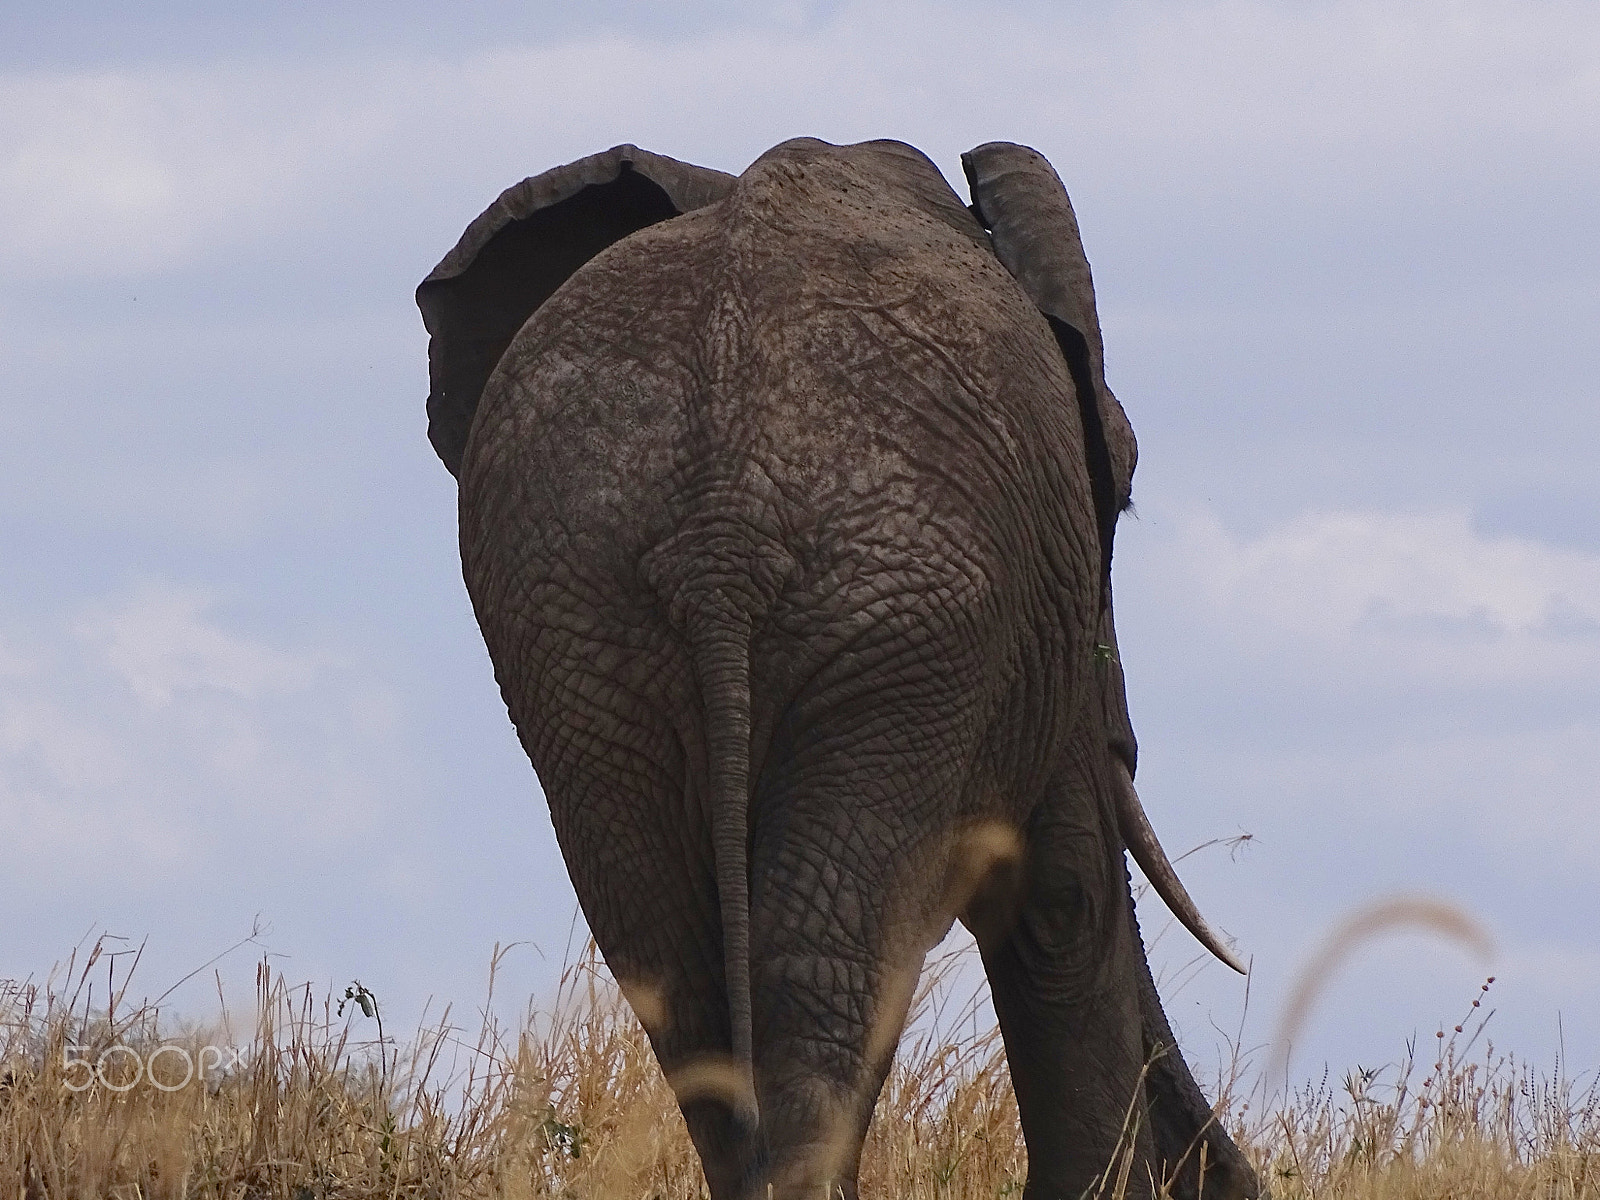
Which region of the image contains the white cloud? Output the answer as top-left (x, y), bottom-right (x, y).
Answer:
top-left (1119, 504), bottom-right (1600, 889)
top-left (0, 64), bottom-right (393, 277)
top-left (0, 582), bottom-right (390, 885)
top-left (0, 694), bottom-right (128, 794)
top-left (0, 635), bottom-right (35, 680)
top-left (78, 583), bottom-right (316, 707)
top-left (2, 0), bottom-right (1595, 278)
top-left (1146, 507), bottom-right (1600, 686)
top-left (1012, 0), bottom-right (1600, 169)
top-left (1211, 720), bottom-right (1600, 873)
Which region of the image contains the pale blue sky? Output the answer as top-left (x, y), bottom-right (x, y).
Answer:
top-left (2, 0), bottom-right (1596, 1094)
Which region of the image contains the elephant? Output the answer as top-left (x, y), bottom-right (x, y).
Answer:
top-left (417, 136), bottom-right (1258, 1200)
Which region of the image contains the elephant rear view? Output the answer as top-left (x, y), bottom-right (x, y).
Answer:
top-left (419, 137), bottom-right (1258, 1200)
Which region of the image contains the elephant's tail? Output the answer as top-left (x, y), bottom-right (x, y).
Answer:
top-left (690, 605), bottom-right (759, 1130)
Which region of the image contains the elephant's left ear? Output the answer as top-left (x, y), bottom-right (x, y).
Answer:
top-left (961, 143), bottom-right (1136, 581)
top-left (417, 145), bottom-right (737, 478)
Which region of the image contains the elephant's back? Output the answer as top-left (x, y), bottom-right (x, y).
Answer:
top-left (462, 141), bottom-right (1090, 585)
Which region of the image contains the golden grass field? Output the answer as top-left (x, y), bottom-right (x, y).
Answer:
top-left (2, 936), bottom-right (1595, 1199)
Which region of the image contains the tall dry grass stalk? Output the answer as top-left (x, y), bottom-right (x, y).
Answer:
top-left (1, 936), bottom-right (1594, 1198)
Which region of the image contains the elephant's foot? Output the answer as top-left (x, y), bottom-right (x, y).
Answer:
top-left (764, 1145), bottom-right (861, 1200)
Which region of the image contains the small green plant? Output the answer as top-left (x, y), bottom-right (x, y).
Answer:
top-left (540, 1109), bottom-right (587, 1160)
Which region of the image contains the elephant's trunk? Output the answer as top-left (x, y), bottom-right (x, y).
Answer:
top-left (1114, 761), bottom-right (1248, 975)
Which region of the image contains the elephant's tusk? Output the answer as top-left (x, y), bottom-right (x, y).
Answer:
top-left (1114, 761), bottom-right (1248, 975)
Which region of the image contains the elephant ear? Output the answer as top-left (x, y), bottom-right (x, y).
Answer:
top-left (961, 142), bottom-right (1136, 588)
top-left (417, 144), bottom-right (737, 477)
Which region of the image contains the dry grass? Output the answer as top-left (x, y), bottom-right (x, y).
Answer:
top-left (1250, 977), bottom-right (1600, 1199)
top-left (2, 937), bottom-right (1595, 1199)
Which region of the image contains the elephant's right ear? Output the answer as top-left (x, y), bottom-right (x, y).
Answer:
top-left (961, 142), bottom-right (1136, 591)
top-left (417, 144), bottom-right (737, 478)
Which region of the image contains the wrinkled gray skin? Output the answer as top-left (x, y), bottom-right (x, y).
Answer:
top-left (419, 137), bottom-right (1259, 1200)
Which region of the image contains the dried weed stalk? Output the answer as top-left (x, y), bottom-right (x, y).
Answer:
top-left (1, 936), bottom-right (1593, 1199)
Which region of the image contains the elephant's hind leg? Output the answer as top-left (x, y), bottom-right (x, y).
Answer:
top-left (743, 631), bottom-right (989, 1200)
top-left (523, 664), bottom-right (762, 1198)
top-left (977, 746), bottom-right (1157, 1200)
